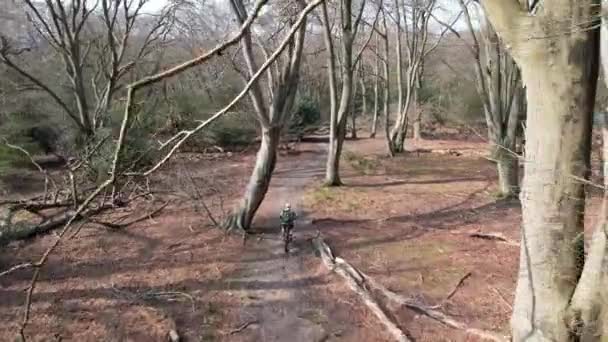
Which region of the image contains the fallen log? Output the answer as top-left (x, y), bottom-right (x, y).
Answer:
top-left (0, 203), bottom-right (113, 245)
top-left (312, 237), bottom-right (411, 342)
top-left (312, 237), bottom-right (508, 342)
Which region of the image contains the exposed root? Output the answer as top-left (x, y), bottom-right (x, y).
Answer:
top-left (313, 236), bottom-right (508, 342)
top-left (312, 237), bottom-right (411, 342)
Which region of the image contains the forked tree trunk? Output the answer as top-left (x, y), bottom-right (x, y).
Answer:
top-left (323, 0), bottom-right (358, 186)
top-left (480, 1), bottom-right (601, 338)
top-left (224, 126), bottom-right (281, 230)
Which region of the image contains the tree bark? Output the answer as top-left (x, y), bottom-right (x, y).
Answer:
top-left (412, 84), bottom-right (421, 140)
top-left (370, 32), bottom-right (380, 138)
top-left (459, 1), bottom-right (522, 199)
top-left (350, 64), bottom-right (359, 139)
top-left (565, 7), bottom-right (608, 338)
top-left (495, 148), bottom-right (518, 198)
top-left (480, 1), bottom-right (601, 339)
top-left (512, 51), bottom-right (597, 342)
top-left (224, 126), bottom-right (281, 230)
top-left (381, 11), bottom-right (393, 156)
top-left (324, 0), bottom-right (361, 186)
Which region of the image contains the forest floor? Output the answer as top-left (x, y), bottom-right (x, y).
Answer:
top-left (0, 131), bottom-right (603, 341)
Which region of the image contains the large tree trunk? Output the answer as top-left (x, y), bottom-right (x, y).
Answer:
top-left (565, 9), bottom-right (608, 338)
top-left (224, 126), bottom-right (281, 230)
top-left (494, 5), bottom-right (599, 338)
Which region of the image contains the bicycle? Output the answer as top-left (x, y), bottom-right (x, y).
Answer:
top-left (281, 224), bottom-right (293, 253)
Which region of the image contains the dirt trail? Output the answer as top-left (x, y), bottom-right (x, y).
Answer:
top-left (226, 145), bottom-right (330, 342)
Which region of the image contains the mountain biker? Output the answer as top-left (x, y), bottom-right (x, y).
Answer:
top-left (280, 202), bottom-right (297, 238)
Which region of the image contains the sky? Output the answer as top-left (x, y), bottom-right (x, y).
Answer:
top-left (143, 0), bottom-right (471, 31)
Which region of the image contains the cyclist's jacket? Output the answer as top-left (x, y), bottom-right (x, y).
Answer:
top-left (280, 209), bottom-right (297, 226)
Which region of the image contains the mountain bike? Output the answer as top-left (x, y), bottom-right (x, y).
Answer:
top-left (281, 224), bottom-right (293, 253)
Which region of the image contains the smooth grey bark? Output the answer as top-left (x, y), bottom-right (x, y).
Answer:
top-left (482, 0), bottom-right (600, 340)
top-left (224, 126), bottom-right (281, 230)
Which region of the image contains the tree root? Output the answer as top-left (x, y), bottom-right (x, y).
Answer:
top-left (312, 237), bottom-right (411, 342)
top-left (312, 236), bottom-right (508, 342)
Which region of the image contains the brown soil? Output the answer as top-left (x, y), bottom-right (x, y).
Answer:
top-left (0, 134), bottom-right (603, 341)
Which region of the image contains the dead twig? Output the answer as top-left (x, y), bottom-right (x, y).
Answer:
top-left (469, 232), bottom-right (519, 247)
top-left (427, 271), bottom-right (472, 309)
top-left (229, 320), bottom-right (259, 335)
top-left (92, 201), bottom-right (169, 230)
top-left (0, 262), bottom-right (34, 278)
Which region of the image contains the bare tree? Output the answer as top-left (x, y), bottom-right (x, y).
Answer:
top-left (387, 0), bottom-right (457, 154)
top-left (481, 0), bottom-right (602, 339)
top-left (222, 0), bottom-right (314, 230)
top-left (458, 1), bottom-right (523, 198)
top-left (323, 0), bottom-right (377, 185)
top-left (0, 0), bottom-right (174, 137)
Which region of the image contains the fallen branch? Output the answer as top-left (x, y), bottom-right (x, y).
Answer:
top-left (229, 320), bottom-right (259, 335)
top-left (469, 232), bottom-right (519, 246)
top-left (91, 201), bottom-right (169, 230)
top-left (363, 267), bottom-right (508, 342)
top-left (443, 271), bottom-right (472, 303)
top-left (312, 237), bottom-right (411, 342)
top-left (0, 262), bottom-right (33, 278)
top-left (0, 203), bottom-right (113, 246)
top-left (313, 237), bottom-right (507, 342)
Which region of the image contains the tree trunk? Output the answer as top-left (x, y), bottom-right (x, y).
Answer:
top-left (224, 126), bottom-right (280, 230)
top-left (507, 26), bottom-right (599, 342)
top-left (412, 85), bottom-right (421, 140)
top-left (495, 148), bottom-right (518, 198)
top-left (323, 0), bottom-right (356, 186)
top-left (326, 119), bottom-right (347, 186)
top-left (381, 12), bottom-right (393, 156)
top-left (351, 66), bottom-right (359, 139)
top-left (371, 34), bottom-right (380, 139)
